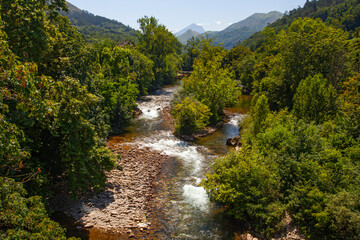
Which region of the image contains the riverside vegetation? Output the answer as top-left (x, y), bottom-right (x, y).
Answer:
top-left (1, 0), bottom-right (359, 239)
top-left (0, 0), bottom-right (180, 238)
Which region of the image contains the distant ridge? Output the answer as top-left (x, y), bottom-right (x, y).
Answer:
top-left (205, 11), bottom-right (283, 49)
top-left (177, 29), bottom-right (201, 45)
top-left (62, 2), bottom-right (136, 43)
top-left (175, 23), bottom-right (206, 37)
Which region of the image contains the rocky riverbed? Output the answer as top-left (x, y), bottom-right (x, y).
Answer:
top-left (52, 144), bottom-right (170, 238)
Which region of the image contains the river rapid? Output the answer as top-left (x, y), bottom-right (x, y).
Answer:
top-left (111, 81), bottom-right (251, 239)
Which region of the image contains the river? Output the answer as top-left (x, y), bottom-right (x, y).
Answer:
top-left (54, 81), bottom-right (252, 239)
top-left (111, 81), bottom-right (251, 239)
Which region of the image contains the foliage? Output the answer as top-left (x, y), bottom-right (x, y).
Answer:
top-left (0, 177), bottom-right (77, 239)
top-left (204, 108), bottom-right (360, 238)
top-left (293, 74), bottom-right (338, 123)
top-left (172, 97), bottom-right (211, 135)
top-left (252, 18), bottom-right (349, 110)
top-left (222, 45), bottom-right (255, 93)
top-left (182, 36), bottom-right (202, 71)
top-left (136, 16), bottom-right (182, 87)
top-left (0, 0), bottom-right (87, 79)
top-left (244, 0), bottom-right (360, 50)
top-left (202, 150), bottom-right (285, 237)
top-left (0, 26), bottom-right (115, 195)
top-left (88, 44), bottom-right (156, 131)
top-left (251, 94), bottom-right (270, 135)
top-left (181, 53), bottom-right (240, 123)
top-left (62, 2), bottom-right (136, 44)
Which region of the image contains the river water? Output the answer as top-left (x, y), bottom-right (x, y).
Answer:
top-left (114, 82), bottom-right (251, 239)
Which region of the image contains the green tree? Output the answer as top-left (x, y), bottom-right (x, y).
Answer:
top-left (0, 0), bottom-right (85, 79)
top-left (182, 54), bottom-right (240, 123)
top-left (251, 94), bottom-right (270, 135)
top-left (0, 28), bottom-right (115, 195)
top-left (293, 74), bottom-right (338, 123)
top-left (0, 177), bottom-right (77, 239)
top-left (182, 36), bottom-right (201, 71)
top-left (252, 18), bottom-right (349, 110)
top-left (136, 16), bottom-right (182, 87)
top-left (172, 97), bottom-right (211, 135)
top-left (202, 150), bottom-right (285, 237)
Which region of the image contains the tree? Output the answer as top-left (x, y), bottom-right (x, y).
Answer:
top-left (182, 36), bottom-right (201, 71)
top-left (293, 74), bottom-right (338, 123)
top-left (251, 94), bottom-right (270, 135)
top-left (252, 18), bottom-right (349, 110)
top-left (202, 150), bottom-right (285, 237)
top-left (0, 0), bottom-right (85, 79)
top-left (182, 54), bottom-right (240, 123)
top-left (136, 16), bottom-right (182, 87)
top-left (223, 45), bottom-right (255, 94)
top-left (0, 177), bottom-right (77, 239)
top-left (0, 27), bottom-right (115, 195)
top-left (172, 97), bottom-right (211, 135)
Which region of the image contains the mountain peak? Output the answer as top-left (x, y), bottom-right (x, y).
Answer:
top-left (175, 24), bottom-right (205, 37)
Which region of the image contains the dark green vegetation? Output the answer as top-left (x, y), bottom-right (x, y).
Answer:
top-left (0, 177), bottom-right (77, 239)
top-left (0, 0), bottom-right (181, 237)
top-left (200, 1), bottom-right (360, 239)
top-left (172, 38), bottom-right (241, 135)
top-left (244, 0), bottom-right (360, 50)
top-left (1, 0), bottom-right (359, 238)
top-left (61, 2), bottom-right (136, 44)
top-left (177, 29), bottom-right (201, 45)
top-left (205, 12), bottom-right (283, 49)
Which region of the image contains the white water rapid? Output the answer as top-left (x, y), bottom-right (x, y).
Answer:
top-left (123, 82), bottom-right (248, 239)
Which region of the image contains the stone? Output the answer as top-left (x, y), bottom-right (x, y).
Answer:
top-left (84, 223), bottom-right (94, 228)
top-left (226, 136), bottom-right (242, 148)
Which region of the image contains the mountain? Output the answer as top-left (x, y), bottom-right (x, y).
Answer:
top-left (62, 2), bottom-right (136, 43)
top-left (175, 23), bottom-right (206, 37)
top-left (244, 0), bottom-right (360, 50)
top-left (205, 11), bottom-right (283, 49)
top-left (177, 29), bottom-right (201, 45)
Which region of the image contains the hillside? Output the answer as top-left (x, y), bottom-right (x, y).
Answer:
top-left (244, 0), bottom-right (360, 50)
top-left (62, 2), bottom-right (136, 43)
top-left (175, 23), bottom-right (205, 37)
top-left (177, 29), bottom-right (201, 44)
top-left (205, 11), bottom-right (283, 49)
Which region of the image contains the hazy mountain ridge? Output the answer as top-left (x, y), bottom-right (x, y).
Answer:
top-left (177, 29), bottom-right (201, 44)
top-left (62, 2), bottom-right (136, 43)
top-left (244, 0), bottom-right (360, 50)
top-left (175, 23), bottom-right (206, 37)
top-left (205, 11), bottom-right (283, 49)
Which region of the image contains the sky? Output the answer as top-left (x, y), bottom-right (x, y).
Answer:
top-left (68, 0), bottom-right (307, 33)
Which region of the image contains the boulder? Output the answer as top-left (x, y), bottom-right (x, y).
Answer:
top-left (226, 136), bottom-right (242, 148)
top-left (132, 107), bottom-right (143, 117)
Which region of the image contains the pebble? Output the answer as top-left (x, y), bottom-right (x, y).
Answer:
top-left (53, 145), bottom-right (169, 235)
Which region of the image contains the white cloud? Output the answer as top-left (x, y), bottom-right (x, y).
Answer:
top-left (216, 21), bottom-right (222, 25)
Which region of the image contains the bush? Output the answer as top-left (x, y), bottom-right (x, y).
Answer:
top-left (172, 97), bottom-right (211, 135)
top-left (293, 74), bottom-right (338, 123)
top-left (202, 150), bottom-right (285, 237)
top-left (0, 177), bottom-right (77, 239)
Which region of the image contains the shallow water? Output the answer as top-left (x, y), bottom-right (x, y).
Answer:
top-left (56, 82), bottom-right (252, 239)
top-left (111, 83), bottom-right (252, 239)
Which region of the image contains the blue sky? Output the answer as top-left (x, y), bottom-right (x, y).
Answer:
top-left (68, 0), bottom-right (307, 32)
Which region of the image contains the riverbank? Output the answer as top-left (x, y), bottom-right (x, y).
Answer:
top-left (51, 144), bottom-right (170, 238)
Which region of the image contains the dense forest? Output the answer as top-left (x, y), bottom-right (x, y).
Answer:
top-left (0, 0), bottom-right (359, 239)
top-left (61, 2), bottom-right (136, 44)
top-left (180, 1), bottom-right (360, 239)
top-left (0, 0), bottom-right (181, 238)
